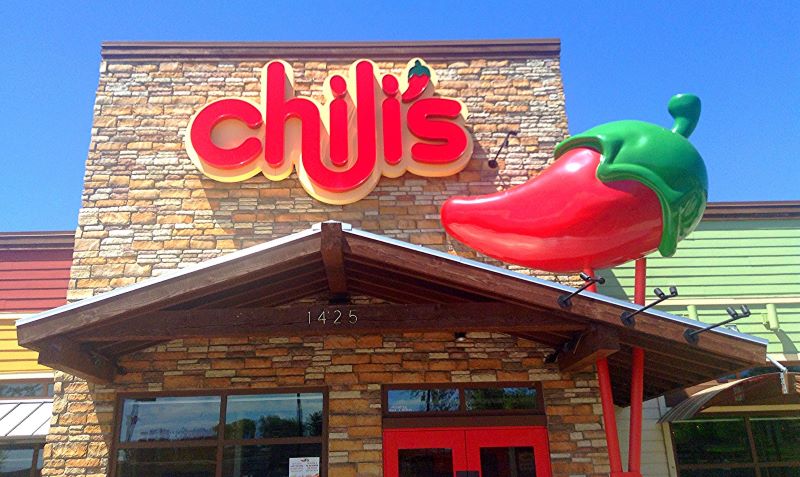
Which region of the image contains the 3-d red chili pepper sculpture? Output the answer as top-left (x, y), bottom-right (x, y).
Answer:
top-left (441, 94), bottom-right (708, 273)
top-left (402, 60), bottom-right (431, 103)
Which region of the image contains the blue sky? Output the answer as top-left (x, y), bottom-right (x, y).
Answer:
top-left (0, 1), bottom-right (797, 231)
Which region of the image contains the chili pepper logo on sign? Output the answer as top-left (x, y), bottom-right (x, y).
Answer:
top-left (441, 94), bottom-right (709, 272)
top-left (186, 59), bottom-right (473, 204)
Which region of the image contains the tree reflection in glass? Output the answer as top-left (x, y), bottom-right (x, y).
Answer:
top-left (225, 393), bottom-right (323, 439)
top-left (465, 387), bottom-right (540, 411)
top-left (120, 396), bottom-right (221, 442)
top-left (387, 389), bottom-right (459, 413)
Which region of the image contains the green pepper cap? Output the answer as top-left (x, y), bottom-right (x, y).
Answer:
top-left (554, 94), bottom-right (708, 257)
top-left (408, 59), bottom-right (431, 78)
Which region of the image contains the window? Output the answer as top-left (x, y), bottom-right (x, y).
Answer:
top-left (387, 389), bottom-right (459, 413)
top-left (113, 390), bottom-right (326, 477)
top-left (671, 417), bottom-right (800, 476)
top-left (464, 387), bottom-right (540, 411)
top-left (0, 381), bottom-right (53, 399)
top-left (384, 383), bottom-right (543, 416)
top-left (0, 444), bottom-right (44, 477)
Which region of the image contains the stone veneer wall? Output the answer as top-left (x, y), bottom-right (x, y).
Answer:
top-left (47, 333), bottom-right (609, 476)
top-left (43, 49), bottom-right (612, 476)
top-left (70, 56), bottom-right (570, 298)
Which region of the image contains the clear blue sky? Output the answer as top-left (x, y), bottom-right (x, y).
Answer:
top-left (0, 1), bottom-right (797, 231)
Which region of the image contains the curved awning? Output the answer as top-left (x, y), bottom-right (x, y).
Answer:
top-left (660, 373), bottom-right (800, 422)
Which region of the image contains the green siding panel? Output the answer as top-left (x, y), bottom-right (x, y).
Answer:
top-left (600, 219), bottom-right (800, 354)
top-left (655, 303), bottom-right (800, 354)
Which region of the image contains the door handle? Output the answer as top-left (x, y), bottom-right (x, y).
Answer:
top-left (455, 471), bottom-right (479, 477)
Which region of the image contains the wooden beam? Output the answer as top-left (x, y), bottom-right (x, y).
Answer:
top-left (17, 234), bottom-right (322, 345)
top-left (73, 302), bottom-right (586, 341)
top-left (344, 234), bottom-right (766, 368)
top-left (320, 223), bottom-right (348, 297)
top-left (101, 39), bottom-right (562, 62)
top-left (558, 326), bottom-right (620, 373)
top-left (36, 337), bottom-right (115, 383)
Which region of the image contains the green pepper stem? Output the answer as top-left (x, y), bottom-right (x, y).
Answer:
top-left (668, 94), bottom-right (701, 138)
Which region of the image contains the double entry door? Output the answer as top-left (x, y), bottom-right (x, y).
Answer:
top-left (384, 426), bottom-right (551, 477)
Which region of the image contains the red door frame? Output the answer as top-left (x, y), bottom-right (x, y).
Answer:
top-left (384, 429), bottom-right (468, 477)
top-left (384, 426), bottom-right (552, 477)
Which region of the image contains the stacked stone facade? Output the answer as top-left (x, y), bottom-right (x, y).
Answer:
top-left (45, 42), bottom-right (612, 476)
top-left (71, 55), bottom-right (570, 300)
top-left (47, 333), bottom-right (608, 476)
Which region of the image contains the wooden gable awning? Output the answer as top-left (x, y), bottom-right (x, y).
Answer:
top-left (16, 222), bottom-right (767, 405)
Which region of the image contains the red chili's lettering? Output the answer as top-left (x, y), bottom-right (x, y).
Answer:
top-left (185, 59), bottom-right (473, 204)
top-left (381, 75), bottom-right (403, 166)
top-left (265, 61), bottom-right (320, 169)
top-left (189, 99), bottom-right (263, 170)
top-left (408, 98), bottom-right (469, 164)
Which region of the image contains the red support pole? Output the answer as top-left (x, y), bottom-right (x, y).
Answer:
top-left (584, 267), bottom-right (598, 292)
top-left (634, 258), bottom-right (647, 305)
top-left (628, 258), bottom-right (647, 476)
top-left (596, 357), bottom-right (624, 475)
top-left (628, 348), bottom-right (645, 475)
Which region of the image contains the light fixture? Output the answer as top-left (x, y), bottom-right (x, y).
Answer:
top-left (684, 305), bottom-right (751, 344)
top-left (454, 332), bottom-right (467, 342)
top-left (621, 286), bottom-right (679, 326)
top-left (488, 131), bottom-right (518, 168)
top-left (557, 272), bottom-right (605, 308)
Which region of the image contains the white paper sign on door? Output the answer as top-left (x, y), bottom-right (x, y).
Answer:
top-left (288, 457), bottom-right (320, 477)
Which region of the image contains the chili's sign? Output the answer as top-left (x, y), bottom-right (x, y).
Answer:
top-left (186, 59), bottom-right (473, 204)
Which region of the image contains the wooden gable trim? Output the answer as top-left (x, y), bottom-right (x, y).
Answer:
top-left (72, 302), bottom-right (586, 342)
top-left (100, 39), bottom-right (561, 62)
top-left (342, 231), bottom-right (766, 366)
top-left (17, 232), bottom-right (322, 346)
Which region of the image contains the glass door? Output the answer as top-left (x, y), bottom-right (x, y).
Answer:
top-left (383, 427), bottom-right (551, 477)
top-left (384, 429), bottom-right (467, 477)
top-left (465, 427), bottom-right (551, 477)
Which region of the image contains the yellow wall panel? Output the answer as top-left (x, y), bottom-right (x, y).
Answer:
top-left (0, 322), bottom-right (50, 374)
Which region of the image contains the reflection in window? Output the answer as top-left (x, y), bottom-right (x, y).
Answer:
top-left (761, 468), bottom-right (800, 477)
top-left (480, 447), bottom-right (536, 477)
top-left (672, 417), bottom-right (800, 476)
top-left (116, 447), bottom-right (217, 477)
top-left (387, 389), bottom-right (459, 413)
top-left (398, 448), bottom-right (453, 477)
top-left (0, 447), bottom-right (35, 476)
top-left (225, 393), bottom-right (323, 439)
top-left (465, 387), bottom-right (540, 411)
top-left (0, 445), bottom-right (43, 477)
top-left (751, 417), bottom-right (800, 463)
top-left (0, 382), bottom-right (48, 398)
top-left (120, 396), bottom-right (221, 442)
top-left (672, 419), bottom-right (751, 464)
top-left (222, 444), bottom-right (322, 477)
top-left (679, 469), bottom-right (756, 477)
top-left (116, 391), bottom-right (326, 477)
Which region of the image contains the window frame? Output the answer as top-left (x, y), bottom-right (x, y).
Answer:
top-left (0, 379), bottom-right (54, 400)
top-left (0, 441), bottom-right (45, 477)
top-left (381, 382), bottom-right (547, 429)
top-left (110, 387), bottom-right (328, 477)
top-left (670, 415), bottom-right (800, 476)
